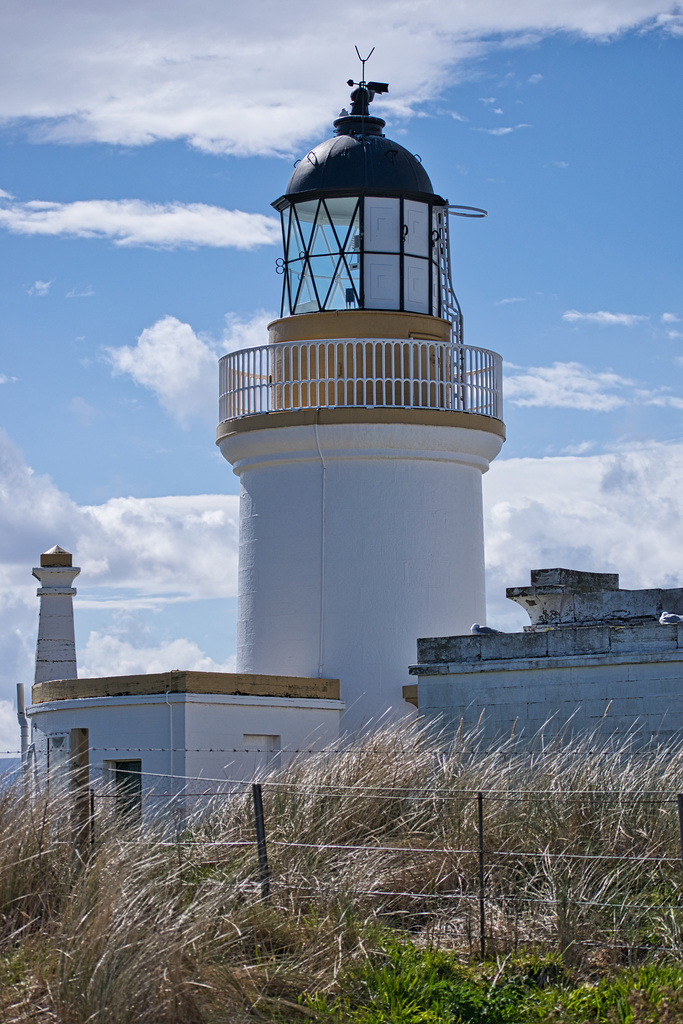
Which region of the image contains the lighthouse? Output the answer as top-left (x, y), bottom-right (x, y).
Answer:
top-left (217, 74), bottom-right (505, 730)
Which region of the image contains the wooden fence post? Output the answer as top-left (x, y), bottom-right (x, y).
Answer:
top-left (252, 783), bottom-right (270, 898)
top-left (478, 791), bottom-right (485, 958)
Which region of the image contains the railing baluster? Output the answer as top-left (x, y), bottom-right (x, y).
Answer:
top-left (217, 340), bottom-right (501, 423)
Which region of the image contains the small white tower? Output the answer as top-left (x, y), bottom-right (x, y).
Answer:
top-left (217, 75), bottom-right (505, 729)
top-left (33, 545), bottom-right (80, 684)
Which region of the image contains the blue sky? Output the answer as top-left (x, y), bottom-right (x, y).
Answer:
top-left (1, 1), bottom-right (682, 749)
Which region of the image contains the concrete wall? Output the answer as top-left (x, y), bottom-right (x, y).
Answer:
top-left (412, 622), bottom-right (683, 745)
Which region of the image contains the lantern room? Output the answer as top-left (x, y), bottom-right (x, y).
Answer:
top-left (272, 80), bottom-right (462, 335)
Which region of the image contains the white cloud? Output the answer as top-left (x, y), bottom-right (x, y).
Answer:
top-left (0, 2), bottom-right (678, 155)
top-left (68, 396), bottom-right (96, 427)
top-left (0, 188), bottom-right (14, 199)
top-left (505, 360), bottom-right (683, 411)
top-left (484, 441), bottom-right (683, 630)
top-left (662, 313), bottom-right (680, 323)
top-left (27, 279), bottom-right (53, 296)
top-left (562, 309), bottom-right (648, 326)
top-left (107, 312), bottom-right (273, 427)
top-left (79, 633), bottom-right (235, 678)
top-left (66, 286), bottom-right (94, 298)
top-left (0, 198), bottom-right (280, 249)
top-left (107, 316), bottom-right (220, 426)
top-left (495, 296), bottom-right (526, 305)
top-left (505, 361), bottom-right (633, 410)
top-left (475, 123), bottom-right (532, 135)
top-left (527, 73), bottom-right (544, 83)
top-left (0, 375), bottom-right (17, 385)
top-left (0, 431), bottom-right (239, 702)
top-left (0, 703), bottom-right (20, 756)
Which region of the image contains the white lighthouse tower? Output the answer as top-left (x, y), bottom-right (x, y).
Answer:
top-left (217, 74), bottom-right (505, 730)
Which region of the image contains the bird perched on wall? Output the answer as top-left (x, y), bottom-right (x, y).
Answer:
top-left (659, 612), bottom-right (683, 624)
top-left (471, 623), bottom-right (502, 634)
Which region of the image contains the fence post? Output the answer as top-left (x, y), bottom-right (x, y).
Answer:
top-left (90, 788), bottom-right (96, 850)
top-left (252, 783), bottom-right (270, 898)
top-left (477, 791), bottom-right (485, 957)
top-left (677, 794), bottom-right (683, 871)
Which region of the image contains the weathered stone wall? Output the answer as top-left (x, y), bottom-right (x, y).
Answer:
top-left (411, 622), bottom-right (683, 746)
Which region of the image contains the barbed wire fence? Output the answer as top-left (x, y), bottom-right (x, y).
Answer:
top-left (8, 744), bottom-right (683, 960)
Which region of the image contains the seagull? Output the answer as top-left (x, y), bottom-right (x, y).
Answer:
top-left (471, 623), bottom-right (503, 635)
top-left (659, 612), bottom-right (683, 625)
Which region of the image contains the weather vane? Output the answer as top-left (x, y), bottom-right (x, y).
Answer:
top-left (346, 46), bottom-right (388, 117)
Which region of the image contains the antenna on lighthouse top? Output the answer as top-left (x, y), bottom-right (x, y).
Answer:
top-left (346, 47), bottom-right (388, 117)
top-left (354, 45), bottom-right (374, 85)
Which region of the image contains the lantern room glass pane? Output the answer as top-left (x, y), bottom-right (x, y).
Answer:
top-left (287, 208), bottom-right (308, 262)
top-left (364, 197), bottom-right (400, 252)
top-left (364, 253), bottom-right (400, 308)
top-left (291, 261), bottom-right (320, 314)
top-left (292, 200), bottom-right (319, 250)
top-left (404, 256), bottom-right (429, 314)
top-left (310, 205), bottom-right (339, 256)
top-left (403, 200), bottom-right (429, 257)
top-left (323, 197), bottom-right (360, 246)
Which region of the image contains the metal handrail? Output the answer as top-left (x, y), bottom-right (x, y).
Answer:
top-left (219, 338), bottom-right (502, 422)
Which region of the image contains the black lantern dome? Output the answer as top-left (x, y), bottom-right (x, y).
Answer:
top-left (282, 124), bottom-right (440, 203)
top-left (272, 77), bottom-right (456, 326)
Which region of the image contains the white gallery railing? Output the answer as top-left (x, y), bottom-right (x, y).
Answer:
top-left (219, 339), bottom-right (502, 422)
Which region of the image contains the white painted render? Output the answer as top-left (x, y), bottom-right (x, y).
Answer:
top-left (413, 623), bottom-right (683, 747)
top-left (27, 692), bottom-right (343, 816)
top-left (220, 419), bottom-right (503, 730)
top-left (32, 564), bottom-right (80, 684)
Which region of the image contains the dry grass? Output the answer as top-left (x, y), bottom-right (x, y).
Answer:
top-left (1, 721), bottom-right (683, 1021)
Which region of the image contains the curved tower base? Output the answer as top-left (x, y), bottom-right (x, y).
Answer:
top-left (218, 407), bottom-right (504, 730)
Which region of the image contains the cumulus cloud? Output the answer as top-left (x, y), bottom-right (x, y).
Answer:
top-left (505, 361), bottom-right (634, 410)
top-left (0, 198), bottom-right (280, 249)
top-left (0, 375), bottom-right (17, 385)
top-left (484, 441), bottom-right (683, 629)
top-left (0, 1), bottom-right (679, 155)
top-left (107, 311), bottom-right (273, 426)
top-left (0, 431), bottom-right (239, 700)
top-left (562, 309), bottom-right (648, 326)
top-left (505, 360), bottom-right (683, 411)
top-left (27, 279), bottom-right (53, 296)
top-left (79, 633), bottom-right (236, 678)
top-left (107, 316), bottom-right (220, 426)
top-left (662, 313), bottom-right (680, 323)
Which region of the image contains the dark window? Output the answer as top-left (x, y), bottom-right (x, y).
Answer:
top-left (113, 760), bottom-right (142, 820)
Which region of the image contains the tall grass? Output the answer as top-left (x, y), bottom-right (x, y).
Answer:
top-left (1, 721), bottom-right (683, 1021)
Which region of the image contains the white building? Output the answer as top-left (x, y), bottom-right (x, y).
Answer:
top-left (410, 568), bottom-right (683, 747)
top-left (27, 547), bottom-right (342, 817)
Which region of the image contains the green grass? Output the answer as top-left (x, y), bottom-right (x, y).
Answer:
top-left (305, 942), bottom-right (683, 1024)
